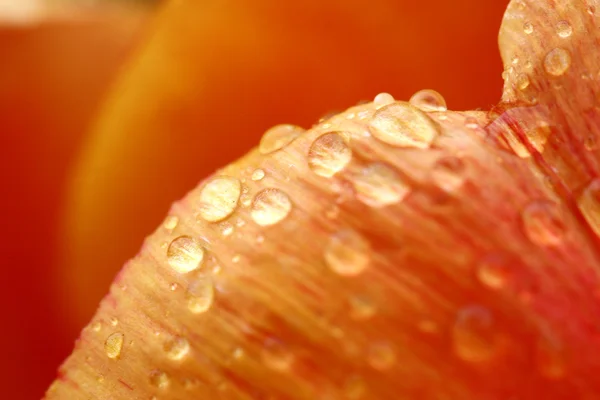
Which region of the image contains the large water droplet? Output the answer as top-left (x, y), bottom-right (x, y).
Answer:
top-left (522, 201), bottom-right (565, 246)
top-left (556, 20), bottom-right (572, 38)
top-left (198, 176), bottom-right (241, 222)
top-left (308, 132), bottom-right (352, 177)
top-left (577, 179), bottom-right (600, 237)
top-left (164, 336), bottom-right (190, 360)
top-left (261, 339), bottom-right (294, 371)
top-left (187, 275), bottom-right (214, 314)
top-left (351, 162), bottom-right (410, 207)
top-left (167, 236), bottom-right (205, 273)
top-left (105, 332), bottom-right (124, 359)
top-left (476, 253), bottom-right (511, 290)
top-left (431, 156), bottom-right (466, 192)
top-left (149, 370), bottom-right (170, 388)
top-left (369, 102), bottom-right (439, 149)
top-left (452, 306), bottom-right (499, 363)
top-left (259, 124), bottom-right (304, 155)
top-left (325, 229), bottom-right (370, 276)
top-left (367, 341), bottom-right (396, 371)
top-left (409, 89), bottom-right (447, 112)
top-left (251, 188), bottom-right (292, 226)
top-left (544, 48), bottom-right (571, 76)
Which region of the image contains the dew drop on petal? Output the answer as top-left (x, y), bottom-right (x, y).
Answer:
top-left (523, 22), bottom-right (534, 34)
top-left (452, 306), bottom-right (499, 363)
top-left (522, 201), bottom-right (566, 246)
top-left (348, 294), bottom-right (376, 321)
top-left (149, 370), bottom-right (170, 388)
top-left (164, 336), bottom-right (190, 360)
top-left (104, 332), bottom-right (124, 359)
top-left (476, 253), bottom-right (511, 290)
top-left (516, 73), bottom-right (530, 90)
top-left (261, 339), bottom-right (294, 371)
top-left (167, 236), bottom-right (205, 273)
top-left (409, 89), bottom-right (447, 112)
top-left (373, 92), bottom-right (395, 107)
top-left (251, 188), bottom-right (292, 226)
top-left (369, 102), bottom-right (439, 149)
top-left (431, 156), bottom-right (466, 192)
top-left (308, 132), bottom-right (352, 177)
top-left (544, 48), bottom-right (571, 76)
top-left (251, 168), bottom-right (265, 181)
top-left (464, 116), bottom-right (479, 129)
top-left (351, 162), bottom-right (410, 207)
top-left (163, 215), bottom-right (179, 230)
top-left (325, 229), bottom-right (370, 276)
top-left (91, 321), bottom-right (101, 332)
top-left (198, 176), bottom-right (241, 222)
top-left (259, 124), bottom-right (304, 154)
top-left (556, 20), bottom-right (572, 38)
top-left (577, 178), bottom-right (600, 237)
top-left (367, 341), bottom-right (396, 370)
top-left (187, 275), bottom-right (214, 314)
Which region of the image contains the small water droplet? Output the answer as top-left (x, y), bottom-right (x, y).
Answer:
top-left (556, 20), bottom-right (572, 38)
top-left (325, 229), bottom-right (370, 276)
top-left (367, 342), bottom-right (396, 370)
top-left (169, 283), bottom-right (178, 291)
top-left (164, 336), bottom-right (190, 360)
top-left (343, 376), bottom-right (366, 399)
top-left (351, 162), bottom-right (410, 207)
top-left (348, 294), bottom-right (376, 320)
top-left (149, 370), bottom-right (170, 388)
top-left (97, 374), bottom-right (105, 383)
top-left (452, 306), bottom-right (499, 363)
top-left (522, 201), bottom-right (566, 246)
top-left (261, 339), bottom-right (294, 371)
top-left (369, 102), bottom-right (439, 149)
top-left (584, 135), bottom-right (598, 151)
top-left (105, 332), bottom-right (124, 359)
top-left (544, 48), bottom-right (571, 76)
top-left (464, 116), bottom-right (479, 129)
top-left (91, 321), bottom-right (101, 332)
top-left (109, 317), bottom-right (119, 327)
top-left (308, 132), bottom-right (352, 177)
top-left (167, 236), bottom-right (205, 273)
top-left (431, 156), bottom-right (466, 192)
top-left (251, 188), bottom-right (292, 226)
top-left (187, 276), bottom-right (214, 314)
top-left (198, 176), bottom-right (241, 222)
top-left (163, 215), bottom-right (179, 230)
top-left (409, 89), bottom-right (447, 112)
top-left (373, 92), bottom-right (395, 107)
top-left (577, 179), bottom-right (600, 237)
top-left (219, 221), bottom-right (234, 237)
top-left (259, 124), bottom-right (304, 154)
top-left (516, 73), bottom-right (530, 90)
top-left (526, 124), bottom-right (551, 153)
top-left (476, 253), bottom-right (511, 290)
top-left (251, 168), bottom-right (265, 181)
top-left (523, 22), bottom-right (534, 34)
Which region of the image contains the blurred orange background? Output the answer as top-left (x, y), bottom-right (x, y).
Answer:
top-left (0, 0), bottom-right (508, 398)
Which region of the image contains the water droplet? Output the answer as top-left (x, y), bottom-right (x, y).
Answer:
top-left (325, 229), bottom-right (370, 276)
top-left (373, 92), bottom-right (395, 107)
top-left (409, 89), bottom-right (447, 112)
top-left (251, 168), bottom-right (265, 181)
top-left (308, 132), bottom-right (352, 177)
top-left (251, 188), bottom-right (292, 226)
top-left (464, 116), bottom-right (479, 129)
top-left (169, 283), bottom-right (178, 291)
top-left (149, 370), bottom-right (170, 388)
top-left (369, 102), bottom-right (439, 149)
top-left (343, 376), bottom-right (366, 399)
top-left (351, 162), bottom-right (410, 207)
top-left (109, 317), bottom-right (119, 327)
top-left (91, 321), bottom-right (101, 332)
top-left (167, 236), bottom-right (205, 273)
top-left (105, 332), bottom-right (124, 359)
top-left (259, 124), bottom-right (304, 154)
top-left (261, 339), bottom-right (294, 371)
top-left (164, 336), bottom-right (190, 360)
top-left (577, 179), bottom-right (600, 237)
top-left (526, 124), bottom-right (551, 153)
top-left (431, 156), bottom-right (466, 192)
top-left (516, 73), bottom-right (530, 90)
top-left (522, 201), bottom-right (566, 246)
top-left (536, 337), bottom-right (566, 379)
top-left (476, 253), bottom-right (511, 290)
top-left (584, 135), bottom-right (598, 151)
top-left (452, 306), bottom-right (499, 363)
top-left (523, 22), bottom-right (534, 34)
top-left (367, 342), bottom-right (396, 370)
top-left (163, 215), bottom-right (179, 230)
top-left (556, 20), bottom-right (572, 38)
top-left (187, 276), bottom-right (214, 314)
top-left (219, 221), bottom-right (234, 237)
top-left (544, 48), bottom-right (571, 76)
top-left (348, 294), bottom-right (376, 320)
top-left (197, 176), bottom-right (241, 222)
